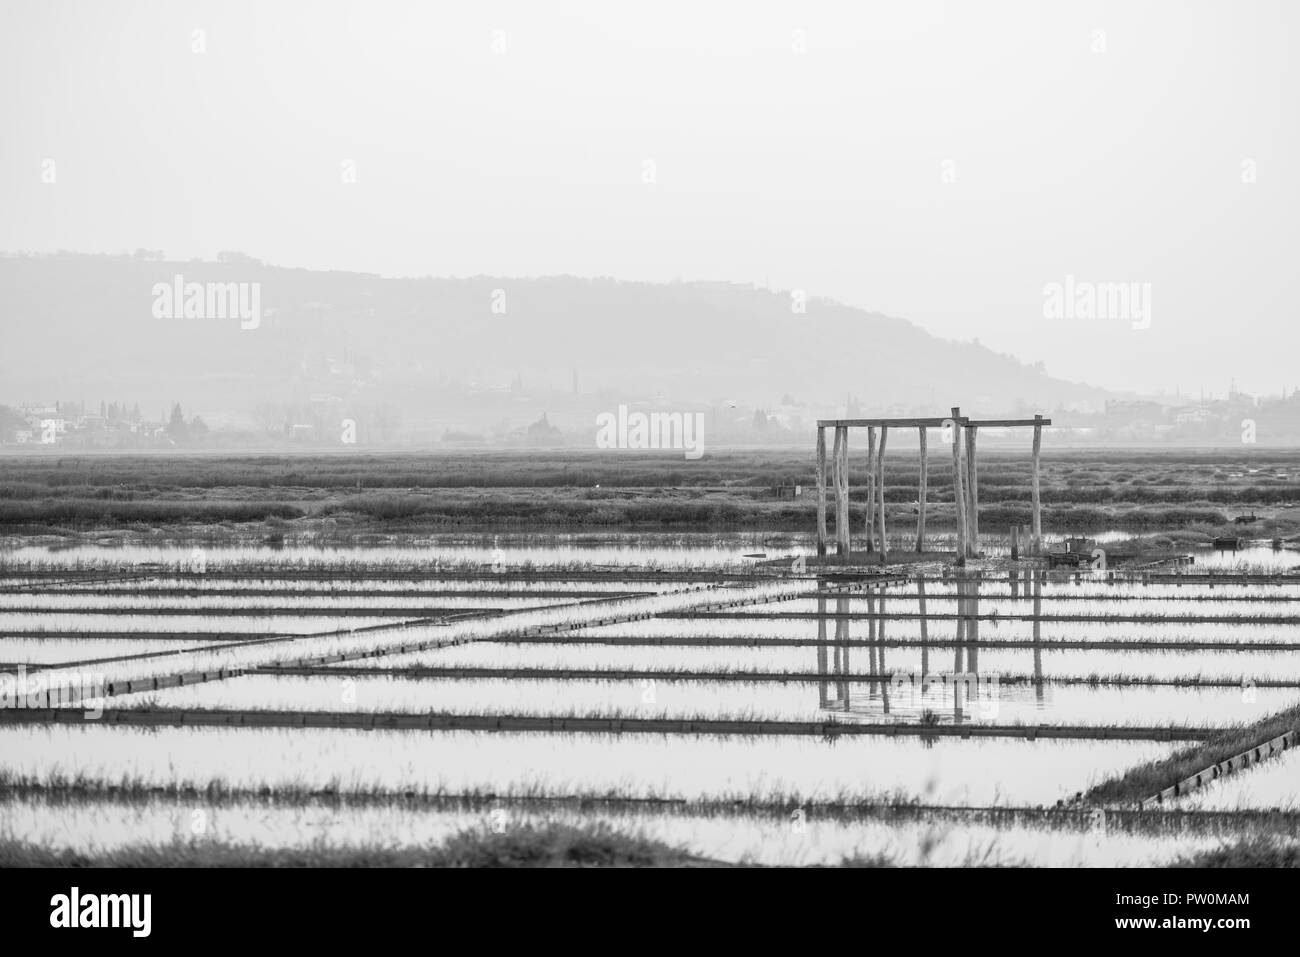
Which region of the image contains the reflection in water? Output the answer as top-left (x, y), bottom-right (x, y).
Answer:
top-left (814, 572), bottom-right (1049, 724)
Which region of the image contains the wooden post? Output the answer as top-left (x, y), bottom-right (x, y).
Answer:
top-left (1011, 524), bottom-right (1020, 561)
top-left (916, 427), bottom-right (928, 552)
top-left (950, 407), bottom-right (966, 562)
top-left (966, 426), bottom-right (979, 556)
top-left (834, 427), bottom-right (850, 559)
top-left (864, 427), bottom-right (878, 551)
top-left (815, 427), bottom-right (828, 557)
top-left (1031, 414), bottom-right (1043, 555)
top-left (876, 426), bottom-right (889, 563)
top-left (831, 426), bottom-right (842, 557)
top-left (841, 427), bottom-right (852, 557)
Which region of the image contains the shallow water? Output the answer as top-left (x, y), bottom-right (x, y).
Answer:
top-left (0, 613), bottom-right (415, 636)
top-left (0, 637), bottom-right (235, 667)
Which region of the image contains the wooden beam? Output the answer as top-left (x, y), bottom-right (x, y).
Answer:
top-left (950, 407), bottom-right (967, 563)
top-left (1031, 414), bottom-right (1043, 554)
top-left (864, 427), bottom-right (878, 552)
top-left (966, 425), bottom-right (979, 555)
top-left (817, 417), bottom-right (962, 428)
top-left (842, 426), bottom-right (852, 558)
top-left (815, 427), bottom-right (827, 557)
top-left (817, 417), bottom-right (1051, 428)
top-left (963, 418), bottom-right (1053, 428)
top-left (916, 427), bottom-right (928, 552)
top-left (877, 426), bottom-right (889, 563)
top-left (831, 426), bottom-right (842, 558)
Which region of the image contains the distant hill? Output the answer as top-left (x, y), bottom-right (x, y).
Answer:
top-left (0, 253), bottom-right (1110, 433)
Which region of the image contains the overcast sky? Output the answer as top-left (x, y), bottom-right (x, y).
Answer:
top-left (2, 0), bottom-right (1296, 397)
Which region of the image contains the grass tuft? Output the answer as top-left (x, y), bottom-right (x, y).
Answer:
top-left (1168, 836), bottom-right (1300, 868)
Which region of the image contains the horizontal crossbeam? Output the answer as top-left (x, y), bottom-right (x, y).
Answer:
top-left (816, 417), bottom-right (1051, 428)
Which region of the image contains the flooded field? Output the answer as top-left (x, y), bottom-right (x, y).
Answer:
top-left (2, 539), bottom-right (1298, 865)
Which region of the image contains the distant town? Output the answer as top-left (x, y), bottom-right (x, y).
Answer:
top-left (4, 384), bottom-right (1300, 450)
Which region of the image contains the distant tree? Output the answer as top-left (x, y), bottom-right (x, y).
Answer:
top-left (526, 413), bottom-right (563, 444)
top-left (167, 403), bottom-right (189, 443)
top-left (753, 409), bottom-right (769, 431)
top-left (217, 250), bottom-right (262, 265)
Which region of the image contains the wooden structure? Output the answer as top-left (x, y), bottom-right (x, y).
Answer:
top-left (813, 410), bottom-right (1051, 562)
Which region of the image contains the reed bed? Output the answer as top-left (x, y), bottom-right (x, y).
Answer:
top-left (0, 543), bottom-right (762, 575)
top-left (876, 582), bottom-right (1300, 603)
top-left (682, 605), bottom-right (1300, 625)
top-left (569, 617), bottom-right (1300, 647)
top-left (119, 673), bottom-right (1297, 728)
top-left (321, 641), bottom-right (1300, 684)
top-left (0, 724), bottom-right (1175, 807)
top-left (283, 666), bottom-right (1300, 691)
top-left (19, 580), bottom-right (806, 690)
top-left (784, 596), bottom-right (1300, 620)
top-left (1178, 748), bottom-right (1300, 811)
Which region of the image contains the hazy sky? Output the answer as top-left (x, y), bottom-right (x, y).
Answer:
top-left (2, 0), bottom-right (1296, 396)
